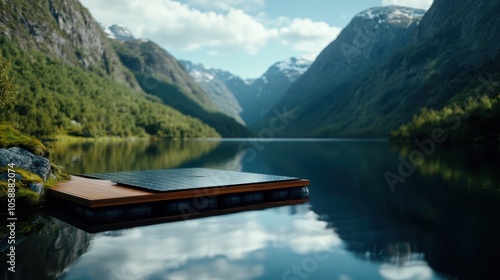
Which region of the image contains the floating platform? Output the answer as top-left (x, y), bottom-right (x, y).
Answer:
top-left (47, 168), bottom-right (310, 227)
top-left (49, 199), bottom-right (309, 233)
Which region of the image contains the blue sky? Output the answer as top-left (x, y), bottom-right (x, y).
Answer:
top-left (79, 0), bottom-right (433, 79)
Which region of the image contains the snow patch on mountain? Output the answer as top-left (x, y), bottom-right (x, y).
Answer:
top-left (190, 70), bottom-right (215, 83)
top-left (99, 23), bottom-right (116, 39)
top-left (100, 23), bottom-right (135, 41)
top-left (274, 57), bottom-right (312, 76)
top-left (356, 6), bottom-right (426, 23)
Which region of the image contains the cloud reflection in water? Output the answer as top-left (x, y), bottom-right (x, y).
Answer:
top-left (62, 204), bottom-right (341, 280)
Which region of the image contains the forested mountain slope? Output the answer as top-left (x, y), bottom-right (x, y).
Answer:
top-left (0, 0), bottom-right (219, 138)
top-left (113, 40), bottom-right (250, 137)
top-left (255, 1), bottom-right (500, 138)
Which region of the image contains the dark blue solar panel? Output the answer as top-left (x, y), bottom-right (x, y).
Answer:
top-left (82, 168), bottom-right (298, 192)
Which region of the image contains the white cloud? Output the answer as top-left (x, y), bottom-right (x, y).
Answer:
top-left (167, 259), bottom-right (264, 280)
top-left (186, 0), bottom-right (265, 13)
top-left (382, 0), bottom-right (434, 10)
top-left (80, 0), bottom-right (340, 59)
top-left (278, 18), bottom-right (341, 56)
top-left (379, 261), bottom-right (434, 280)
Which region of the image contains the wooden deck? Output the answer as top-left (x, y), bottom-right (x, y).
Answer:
top-left (48, 175), bottom-right (310, 208)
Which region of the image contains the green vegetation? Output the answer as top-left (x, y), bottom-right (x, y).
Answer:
top-left (391, 143), bottom-right (500, 192)
top-left (113, 40), bottom-right (250, 137)
top-left (0, 167), bottom-right (43, 207)
top-left (254, 1), bottom-right (500, 138)
top-left (51, 140), bottom-right (220, 174)
top-left (0, 125), bottom-right (70, 208)
top-left (0, 0), bottom-right (140, 89)
top-left (0, 38), bottom-right (220, 139)
top-left (0, 124), bottom-right (50, 156)
top-left (0, 52), bottom-right (69, 208)
top-left (0, 55), bottom-right (17, 108)
top-left (392, 93), bottom-right (500, 143)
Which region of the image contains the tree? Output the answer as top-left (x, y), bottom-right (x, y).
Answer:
top-left (0, 55), bottom-right (17, 108)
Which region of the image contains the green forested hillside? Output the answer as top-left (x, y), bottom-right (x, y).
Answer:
top-left (112, 40), bottom-right (250, 137)
top-left (0, 0), bottom-right (138, 89)
top-left (392, 93), bottom-right (500, 143)
top-left (0, 38), bottom-right (220, 138)
top-left (0, 0), bottom-right (222, 139)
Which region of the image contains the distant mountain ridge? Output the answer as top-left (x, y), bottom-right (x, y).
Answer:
top-left (181, 57), bottom-right (312, 125)
top-left (241, 57), bottom-right (312, 124)
top-left (180, 60), bottom-right (245, 125)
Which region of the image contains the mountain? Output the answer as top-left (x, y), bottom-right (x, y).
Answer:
top-left (242, 57), bottom-right (312, 125)
top-left (0, 0), bottom-right (137, 88)
top-left (348, 1), bottom-right (500, 138)
top-left (254, 6), bottom-right (426, 136)
top-left (0, 0), bottom-right (219, 138)
top-left (112, 39), bottom-right (250, 137)
top-left (256, 2), bottom-right (500, 138)
top-left (181, 57), bottom-right (312, 125)
top-left (101, 23), bottom-right (135, 41)
top-left (179, 60), bottom-right (245, 125)
top-left (211, 69), bottom-right (254, 116)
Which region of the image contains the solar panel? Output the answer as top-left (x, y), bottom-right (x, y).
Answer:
top-left (82, 168), bottom-right (299, 192)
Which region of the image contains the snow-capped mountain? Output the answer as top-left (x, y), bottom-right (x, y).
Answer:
top-left (181, 57), bottom-right (312, 125)
top-left (239, 57), bottom-right (312, 124)
top-left (254, 6), bottom-right (427, 136)
top-left (100, 23), bottom-right (135, 41)
top-left (355, 6), bottom-right (426, 25)
top-left (253, 57), bottom-right (312, 90)
top-left (273, 57), bottom-right (312, 80)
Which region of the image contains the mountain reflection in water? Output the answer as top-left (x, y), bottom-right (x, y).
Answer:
top-left (2, 140), bottom-right (498, 279)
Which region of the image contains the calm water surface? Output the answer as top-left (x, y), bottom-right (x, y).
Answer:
top-left (2, 140), bottom-right (500, 280)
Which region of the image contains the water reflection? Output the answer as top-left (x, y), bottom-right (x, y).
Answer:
top-left (2, 140), bottom-right (499, 279)
top-left (0, 213), bottom-right (91, 280)
top-left (392, 143), bottom-right (500, 191)
top-left (255, 141), bottom-right (500, 279)
top-left (50, 140), bottom-right (221, 174)
top-left (61, 204), bottom-right (341, 280)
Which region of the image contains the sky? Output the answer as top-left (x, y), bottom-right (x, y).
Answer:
top-left (79, 0), bottom-right (433, 79)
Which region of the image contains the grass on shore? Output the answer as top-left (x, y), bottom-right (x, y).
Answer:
top-left (0, 123), bottom-right (69, 208)
top-left (0, 123), bottom-right (49, 156)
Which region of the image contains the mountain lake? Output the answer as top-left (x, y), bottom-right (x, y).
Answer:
top-left (2, 139), bottom-right (499, 280)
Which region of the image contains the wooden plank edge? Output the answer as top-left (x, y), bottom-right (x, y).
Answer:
top-left (46, 188), bottom-right (92, 208)
top-left (89, 179), bottom-right (310, 207)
